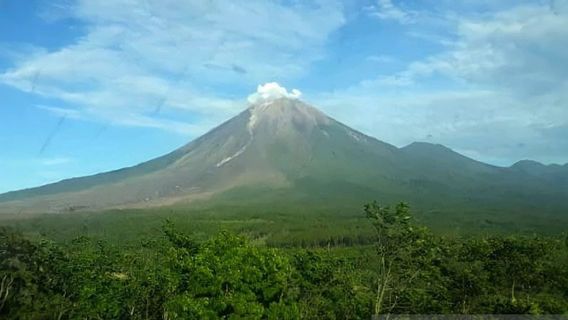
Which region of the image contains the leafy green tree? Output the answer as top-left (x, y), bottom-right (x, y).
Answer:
top-left (364, 202), bottom-right (423, 315)
top-left (164, 231), bottom-right (299, 319)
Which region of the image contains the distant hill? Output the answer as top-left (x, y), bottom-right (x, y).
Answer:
top-left (1, 97), bottom-right (567, 230)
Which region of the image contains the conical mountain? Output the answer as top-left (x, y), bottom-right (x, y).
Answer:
top-left (0, 97), bottom-right (399, 212)
top-left (1, 94), bottom-right (567, 224)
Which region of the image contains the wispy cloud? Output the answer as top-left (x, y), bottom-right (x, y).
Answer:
top-left (0, 0), bottom-right (346, 135)
top-left (366, 0), bottom-right (417, 24)
top-left (40, 157), bottom-right (73, 166)
top-left (36, 105), bottom-right (82, 119)
top-left (316, 1), bottom-right (568, 165)
top-left (1, 0), bottom-right (566, 167)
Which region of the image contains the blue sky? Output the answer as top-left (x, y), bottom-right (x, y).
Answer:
top-left (1, 0), bottom-right (567, 193)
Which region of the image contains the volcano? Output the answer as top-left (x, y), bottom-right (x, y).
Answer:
top-left (1, 87), bottom-right (567, 222)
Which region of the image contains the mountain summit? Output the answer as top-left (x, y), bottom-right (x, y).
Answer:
top-left (1, 84), bottom-right (567, 222)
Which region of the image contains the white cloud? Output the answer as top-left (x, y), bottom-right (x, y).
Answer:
top-left (247, 82), bottom-right (302, 105)
top-left (401, 5), bottom-right (568, 99)
top-left (367, 0), bottom-right (417, 24)
top-left (315, 2), bottom-right (568, 165)
top-left (40, 157), bottom-right (73, 166)
top-left (36, 105), bottom-right (83, 119)
top-left (2, 0), bottom-right (566, 166)
top-left (0, 0), bottom-right (345, 135)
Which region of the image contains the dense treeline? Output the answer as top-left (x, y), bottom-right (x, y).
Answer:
top-left (1, 203), bottom-right (567, 319)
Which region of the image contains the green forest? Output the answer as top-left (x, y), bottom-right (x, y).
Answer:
top-left (1, 202), bottom-right (568, 319)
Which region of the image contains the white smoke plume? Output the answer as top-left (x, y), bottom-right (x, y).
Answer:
top-left (247, 82), bottom-right (302, 104)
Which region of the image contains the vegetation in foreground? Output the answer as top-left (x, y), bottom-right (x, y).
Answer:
top-left (1, 202), bottom-right (567, 319)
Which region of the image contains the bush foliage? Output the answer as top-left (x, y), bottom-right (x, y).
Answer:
top-left (1, 203), bottom-right (567, 319)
